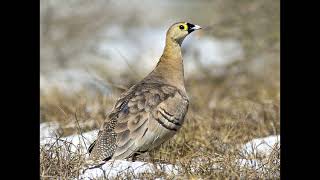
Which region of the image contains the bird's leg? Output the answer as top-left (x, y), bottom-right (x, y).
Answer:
top-left (131, 151), bottom-right (151, 162)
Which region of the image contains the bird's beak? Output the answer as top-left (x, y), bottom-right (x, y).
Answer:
top-left (187, 23), bottom-right (202, 33)
top-left (191, 24), bottom-right (202, 31)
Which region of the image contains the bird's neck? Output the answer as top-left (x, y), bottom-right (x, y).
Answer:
top-left (147, 37), bottom-right (186, 92)
top-left (163, 37), bottom-right (183, 59)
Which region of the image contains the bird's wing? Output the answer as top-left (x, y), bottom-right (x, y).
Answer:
top-left (112, 83), bottom-right (186, 159)
top-left (151, 90), bottom-right (189, 132)
top-left (89, 83), bottom-right (185, 161)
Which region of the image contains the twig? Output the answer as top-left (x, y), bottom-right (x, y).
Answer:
top-left (74, 109), bottom-right (88, 151)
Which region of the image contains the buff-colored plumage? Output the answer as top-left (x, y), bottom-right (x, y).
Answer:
top-left (87, 22), bottom-right (201, 164)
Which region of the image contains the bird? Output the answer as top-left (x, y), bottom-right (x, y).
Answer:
top-left (87, 22), bottom-right (202, 165)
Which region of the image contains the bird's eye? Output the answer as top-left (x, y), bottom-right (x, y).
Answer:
top-left (179, 25), bottom-right (184, 30)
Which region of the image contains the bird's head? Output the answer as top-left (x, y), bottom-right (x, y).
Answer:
top-left (166, 22), bottom-right (202, 45)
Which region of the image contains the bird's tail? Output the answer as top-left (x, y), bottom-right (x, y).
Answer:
top-left (87, 129), bottom-right (117, 163)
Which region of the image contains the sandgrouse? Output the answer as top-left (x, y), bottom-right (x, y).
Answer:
top-left (88, 22), bottom-right (202, 164)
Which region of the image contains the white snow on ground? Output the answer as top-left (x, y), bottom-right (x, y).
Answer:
top-left (40, 123), bottom-right (178, 179)
top-left (79, 160), bottom-right (178, 179)
top-left (40, 123), bottom-right (279, 178)
top-left (40, 122), bottom-right (98, 153)
top-left (242, 135), bottom-right (280, 156)
top-left (40, 122), bottom-right (61, 141)
top-left (238, 135), bottom-right (280, 170)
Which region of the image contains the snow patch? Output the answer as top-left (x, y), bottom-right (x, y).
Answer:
top-left (40, 124), bottom-right (178, 179)
top-left (238, 135), bottom-right (280, 170)
top-left (40, 123), bottom-right (98, 153)
top-left (242, 135), bottom-right (280, 156)
top-left (40, 122), bottom-right (61, 141)
top-left (79, 160), bottom-right (178, 179)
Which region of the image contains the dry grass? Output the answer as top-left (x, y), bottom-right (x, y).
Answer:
top-left (40, 55), bottom-right (279, 179)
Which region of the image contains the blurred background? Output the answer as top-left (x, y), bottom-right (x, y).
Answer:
top-left (40, 0), bottom-right (279, 140)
